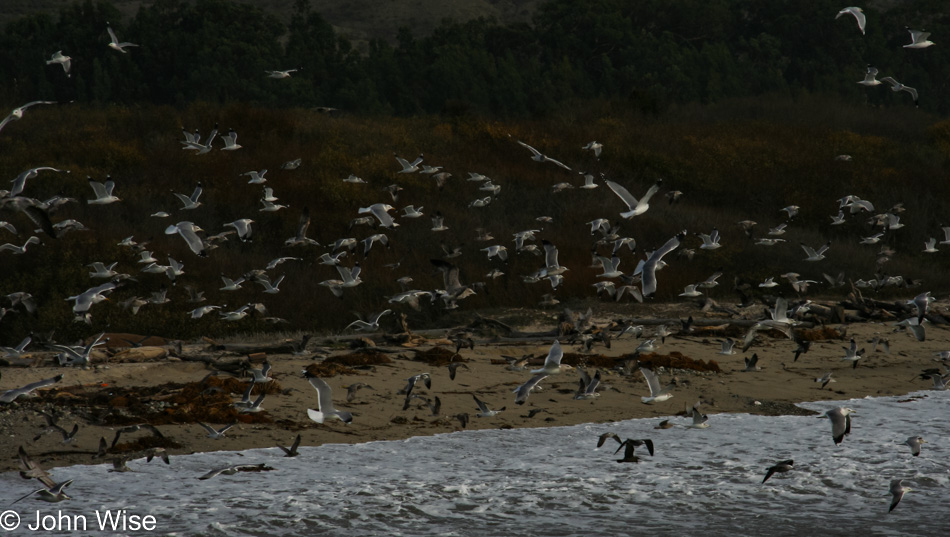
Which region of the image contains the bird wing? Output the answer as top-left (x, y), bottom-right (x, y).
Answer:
top-left (603, 179), bottom-right (638, 211)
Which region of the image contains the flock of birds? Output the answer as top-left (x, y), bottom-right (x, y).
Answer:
top-left (0, 6), bottom-right (946, 516)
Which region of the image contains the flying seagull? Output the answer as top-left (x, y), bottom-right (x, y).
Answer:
top-left (889, 479), bottom-right (912, 512)
top-left (825, 407), bottom-right (856, 445)
top-left (106, 23), bottom-right (138, 53)
top-left (516, 140), bottom-right (572, 170)
top-left (303, 371), bottom-right (352, 424)
top-left (0, 100), bottom-right (57, 134)
top-left (277, 434), bottom-right (302, 457)
top-left (762, 459), bottom-right (794, 484)
top-left (880, 77), bottom-right (919, 107)
top-left (1, 374), bottom-right (64, 403)
top-left (614, 438), bottom-right (655, 463)
top-left (603, 178), bottom-right (662, 218)
top-left (835, 7), bottom-right (866, 35)
top-left (904, 435), bottom-right (926, 457)
top-left (639, 366), bottom-right (674, 404)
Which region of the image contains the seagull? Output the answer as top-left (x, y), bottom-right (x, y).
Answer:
top-left (107, 23), bottom-right (138, 52)
top-left (762, 460), bottom-right (794, 484)
top-left (815, 371), bottom-right (836, 389)
top-left (1, 374), bottom-right (64, 403)
top-left (0, 100), bottom-right (56, 134)
top-left (220, 305), bottom-right (251, 321)
top-left (858, 65), bottom-right (882, 86)
top-left (516, 140), bottom-right (571, 170)
top-left (198, 422), bottom-right (236, 439)
top-left (909, 291), bottom-right (933, 324)
top-left (46, 51), bottom-right (72, 75)
top-left (904, 28), bottom-right (935, 49)
top-left (579, 173), bottom-right (599, 189)
top-left (603, 178), bottom-right (662, 218)
top-left (513, 373), bottom-right (548, 405)
top-left (639, 366), bottom-right (674, 404)
top-left (574, 368), bottom-right (602, 399)
top-left (639, 230), bottom-right (686, 298)
top-left (257, 275), bottom-right (284, 294)
top-left (285, 207), bottom-right (321, 246)
top-left (904, 435), bottom-right (926, 456)
top-left (165, 221), bottom-right (208, 256)
top-left (198, 464), bottom-right (270, 480)
top-left (582, 141), bottom-right (603, 157)
top-left (801, 241), bottom-right (831, 261)
top-left (266, 68), bottom-right (299, 78)
top-left (357, 203), bottom-right (398, 229)
top-left (395, 153), bottom-right (424, 173)
top-left (687, 401), bottom-right (710, 428)
top-left (9, 166), bottom-right (69, 198)
top-left (220, 128), bottom-right (241, 150)
top-left (303, 371), bottom-right (353, 424)
top-left (473, 394), bottom-right (505, 417)
top-left (697, 228), bottom-right (721, 249)
top-left (744, 353), bottom-right (761, 372)
top-left (0, 235), bottom-right (41, 254)
top-left (281, 158), bottom-right (302, 170)
top-left (401, 205), bottom-right (424, 218)
top-left (88, 176), bottom-right (120, 204)
top-left (344, 309), bottom-right (392, 331)
top-left (889, 480), bottom-right (912, 512)
top-left (614, 438), bottom-right (655, 463)
top-left (594, 255), bottom-right (623, 278)
top-left (880, 77), bottom-right (919, 106)
top-left (825, 407), bottom-right (856, 445)
top-left (597, 432), bottom-right (622, 448)
top-left (220, 275), bottom-right (245, 291)
top-left (0, 336), bottom-right (32, 359)
top-left (679, 284), bottom-right (702, 297)
top-left (923, 238), bottom-right (938, 253)
top-left (431, 211), bottom-right (449, 231)
top-left (225, 218), bottom-right (254, 242)
top-left (835, 7), bottom-right (866, 35)
top-left (243, 170), bottom-right (268, 184)
top-left (531, 340), bottom-right (571, 374)
top-left (759, 277), bottom-right (778, 288)
top-left (345, 382), bottom-right (374, 402)
top-left (718, 338), bottom-right (737, 355)
top-left (277, 434), bottom-right (302, 457)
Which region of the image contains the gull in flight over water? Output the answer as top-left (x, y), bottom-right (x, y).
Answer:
top-left (889, 479), bottom-right (912, 512)
top-left (762, 459), bottom-right (794, 484)
top-left (825, 407), bottom-right (856, 445)
top-left (904, 435), bottom-right (926, 456)
top-left (835, 7), bottom-right (866, 35)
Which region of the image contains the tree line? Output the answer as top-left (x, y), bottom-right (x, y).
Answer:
top-left (1, 0), bottom-right (948, 116)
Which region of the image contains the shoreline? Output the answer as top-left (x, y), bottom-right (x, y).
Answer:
top-left (1, 306), bottom-right (946, 474)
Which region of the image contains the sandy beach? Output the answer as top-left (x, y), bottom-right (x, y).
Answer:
top-left (2, 301), bottom-right (946, 473)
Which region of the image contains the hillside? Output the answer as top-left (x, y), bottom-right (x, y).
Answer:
top-left (0, 0), bottom-right (542, 45)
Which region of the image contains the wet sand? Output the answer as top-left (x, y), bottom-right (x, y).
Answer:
top-left (1, 303), bottom-right (946, 473)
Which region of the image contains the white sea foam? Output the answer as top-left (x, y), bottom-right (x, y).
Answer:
top-left (3, 390), bottom-right (947, 536)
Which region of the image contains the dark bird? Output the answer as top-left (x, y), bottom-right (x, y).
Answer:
top-left (762, 459), bottom-right (794, 483)
top-left (111, 423), bottom-right (165, 448)
top-left (596, 432), bottom-right (622, 448)
top-left (447, 362), bottom-right (470, 381)
top-left (614, 438), bottom-right (654, 463)
top-left (277, 434), bottom-right (302, 457)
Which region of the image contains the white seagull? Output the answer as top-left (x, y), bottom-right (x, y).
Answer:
top-left (266, 68), bottom-right (299, 78)
top-left (639, 366), bottom-right (674, 404)
top-left (87, 177), bottom-right (120, 204)
top-left (801, 241), bottom-right (831, 261)
top-left (904, 28), bottom-right (935, 49)
top-left (0, 100), bottom-right (56, 134)
top-left (106, 23), bottom-right (138, 53)
top-left (880, 77), bottom-right (919, 106)
top-left (835, 7), bottom-right (866, 35)
top-left (531, 340), bottom-right (571, 375)
top-left (603, 178), bottom-right (662, 218)
top-left (46, 51), bottom-right (72, 76)
top-left (858, 65), bottom-right (882, 86)
top-left (516, 140), bottom-right (572, 170)
top-left (165, 221), bottom-right (208, 256)
top-left (825, 407), bottom-right (856, 445)
top-left (304, 371), bottom-right (352, 424)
